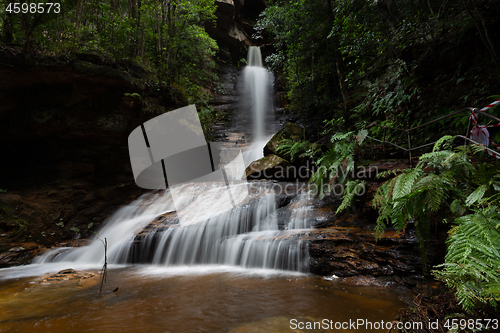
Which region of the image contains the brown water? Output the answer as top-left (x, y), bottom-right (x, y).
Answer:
top-left (0, 266), bottom-right (404, 333)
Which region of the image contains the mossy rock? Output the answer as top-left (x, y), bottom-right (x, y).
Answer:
top-left (244, 154), bottom-right (293, 180)
top-left (264, 123), bottom-right (305, 157)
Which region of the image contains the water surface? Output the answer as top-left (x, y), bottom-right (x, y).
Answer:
top-left (0, 266), bottom-right (403, 332)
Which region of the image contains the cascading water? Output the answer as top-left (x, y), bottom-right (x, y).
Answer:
top-left (36, 183), bottom-right (312, 272)
top-left (34, 46), bottom-right (311, 273)
top-left (241, 46), bottom-right (275, 165)
top-left (244, 46), bottom-right (269, 143)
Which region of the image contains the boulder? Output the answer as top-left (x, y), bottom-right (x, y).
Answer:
top-left (264, 123), bottom-right (305, 157)
top-left (244, 154), bottom-right (292, 180)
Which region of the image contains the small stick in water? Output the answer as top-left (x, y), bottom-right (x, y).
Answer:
top-left (98, 237), bottom-right (107, 296)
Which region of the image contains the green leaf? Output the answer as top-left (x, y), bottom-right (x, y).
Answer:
top-left (466, 185), bottom-right (488, 206)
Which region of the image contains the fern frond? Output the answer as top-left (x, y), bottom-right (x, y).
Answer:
top-left (336, 180), bottom-right (366, 214)
top-left (466, 185), bottom-right (489, 207)
top-left (433, 135), bottom-right (454, 152)
top-left (277, 139), bottom-right (312, 162)
top-left (450, 199), bottom-right (466, 215)
top-left (433, 207), bottom-right (500, 312)
top-left (375, 169), bottom-right (404, 179)
top-left (420, 150), bottom-right (454, 168)
top-left (331, 131), bottom-right (353, 142)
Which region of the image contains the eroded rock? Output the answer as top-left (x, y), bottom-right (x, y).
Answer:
top-left (306, 227), bottom-right (423, 277)
top-left (244, 154), bottom-right (292, 180)
top-left (37, 269), bottom-right (96, 284)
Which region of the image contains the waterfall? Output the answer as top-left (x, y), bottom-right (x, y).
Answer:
top-left (244, 46), bottom-right (270, 143)
top-left (33, 47), bottom-right (311, 274)
top-left (35, 183), bottom-right (312, 272)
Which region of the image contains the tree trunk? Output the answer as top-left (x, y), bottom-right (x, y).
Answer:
top-left (130, 0), bottom-right (137, 20)
top-left (21, 7), bottom-right (44, 60)
top-left (375, 0), bottom-right (400, 35)
top-left (2, 12), bottom-right (13, 44)
top-left (110, 0), bottom-right (116, 43)
top-left (463, 0), bottom-right (500, 68)
top-left (326, 0), bottom-right (351, 125)
top-left (130, 0), bottom-right (138, 57)
top-left (139, 0), bottom-right (145, 60)
top-left (75, 0), bottom-right (84, 33)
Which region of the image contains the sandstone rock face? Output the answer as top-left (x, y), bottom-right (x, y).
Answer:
top-left (0, 52), bottom-right (154, 256)
top-left (244, 154), bottom-right (291, 180)
top-left (233, 0), bottom-right (244, 13)
top-left (215, 0), bottom-right (236, 30)
top-left (207, 0), bottom-right (263, 53)
top-left (306, 227), bottom-right (422, 277)
top-left (0, 243), bottom-right (42, 268)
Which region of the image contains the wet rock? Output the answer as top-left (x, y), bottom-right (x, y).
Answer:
top-left (47, 190), bottom-right (59, 197)
top-left (264, 123), bottom-right (305, 157)
top-left (305, 227), bottom-right (424, 278)
top-left (36, 269), bottom-right (97, 285)
top-left (310, 195), bottom-right (341, 228)
top-left (0, 243), bottom-right (43, 267)
top-left (215, 0), bottom-right (236, 30)
top-left (8, 246), bottom-right (25, 252)
top-left (206, 0), bottom-right (253, 50)
top-left (0, 193), bottom-right (23, 206)
top-left (244, 154), bottom-right (292, 180)
top-left (275, 193), bottom-right (297, 208)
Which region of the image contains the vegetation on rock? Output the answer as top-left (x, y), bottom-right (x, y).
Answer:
top-left (1, 0), bottom-right (218, 106)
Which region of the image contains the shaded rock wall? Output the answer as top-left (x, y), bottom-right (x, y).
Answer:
top-left (206, 0), bottom-right (268, 60)
top-left (0, 50), bottom-right (179, 255)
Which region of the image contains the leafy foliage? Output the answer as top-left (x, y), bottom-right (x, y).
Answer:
top-left (0, 0), bottom-right (218, 103)
top-left (276, 139), bottom-right (319, 162)
top-left (372, 138), bottom-right (492, 261)
top-left (434, 207), bottom-right (500, 312)
top-left (372, 136), bottom-right (500, 309)
top-left (336, 180), bottom-right (366, 214)
top-left (257, 0), bottom-right (500, 147)
top-left (255, 0), bottom-right (341, 115)
top-left (309, 130), bottom-right (367, 199)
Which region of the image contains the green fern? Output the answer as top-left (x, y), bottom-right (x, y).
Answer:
top-left (276, 139), bottom-right (318, 162)
top-left (336, 180), bottom-right (366, 213)
top-left (331, 131), bottom-right (354, 142)
top-left (433, 207), bottom-right (500, 312)
top-left (371, 135), bottom-right (500, 312)
top-left (373, 138), bottom-right (500, 270)
top-left (432, 135), bottom-right (455, 152)
top-left (309, 131), bottom-right (365, 199)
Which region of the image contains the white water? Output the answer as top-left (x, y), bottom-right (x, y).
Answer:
top-left (244, 46), bottom-right (271, 142)
top-left (35, 183), bottom-right (311, 272)
top-left (35, 191), bottom-right (176, 265)
top-left (29, 46), bottom-right (312, 275)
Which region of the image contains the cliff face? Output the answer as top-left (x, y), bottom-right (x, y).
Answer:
top-left (0, 49), bottom-right (176, 260)
top-left (206, 0), bottom-right (268, 60)
top-left (0, 0), bottom-right (268, 264)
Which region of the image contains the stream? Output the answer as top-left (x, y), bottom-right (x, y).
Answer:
top-left (0, 47), bottom-right (407, 332)
top-left (0, 266), bottom-right (403, 333)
